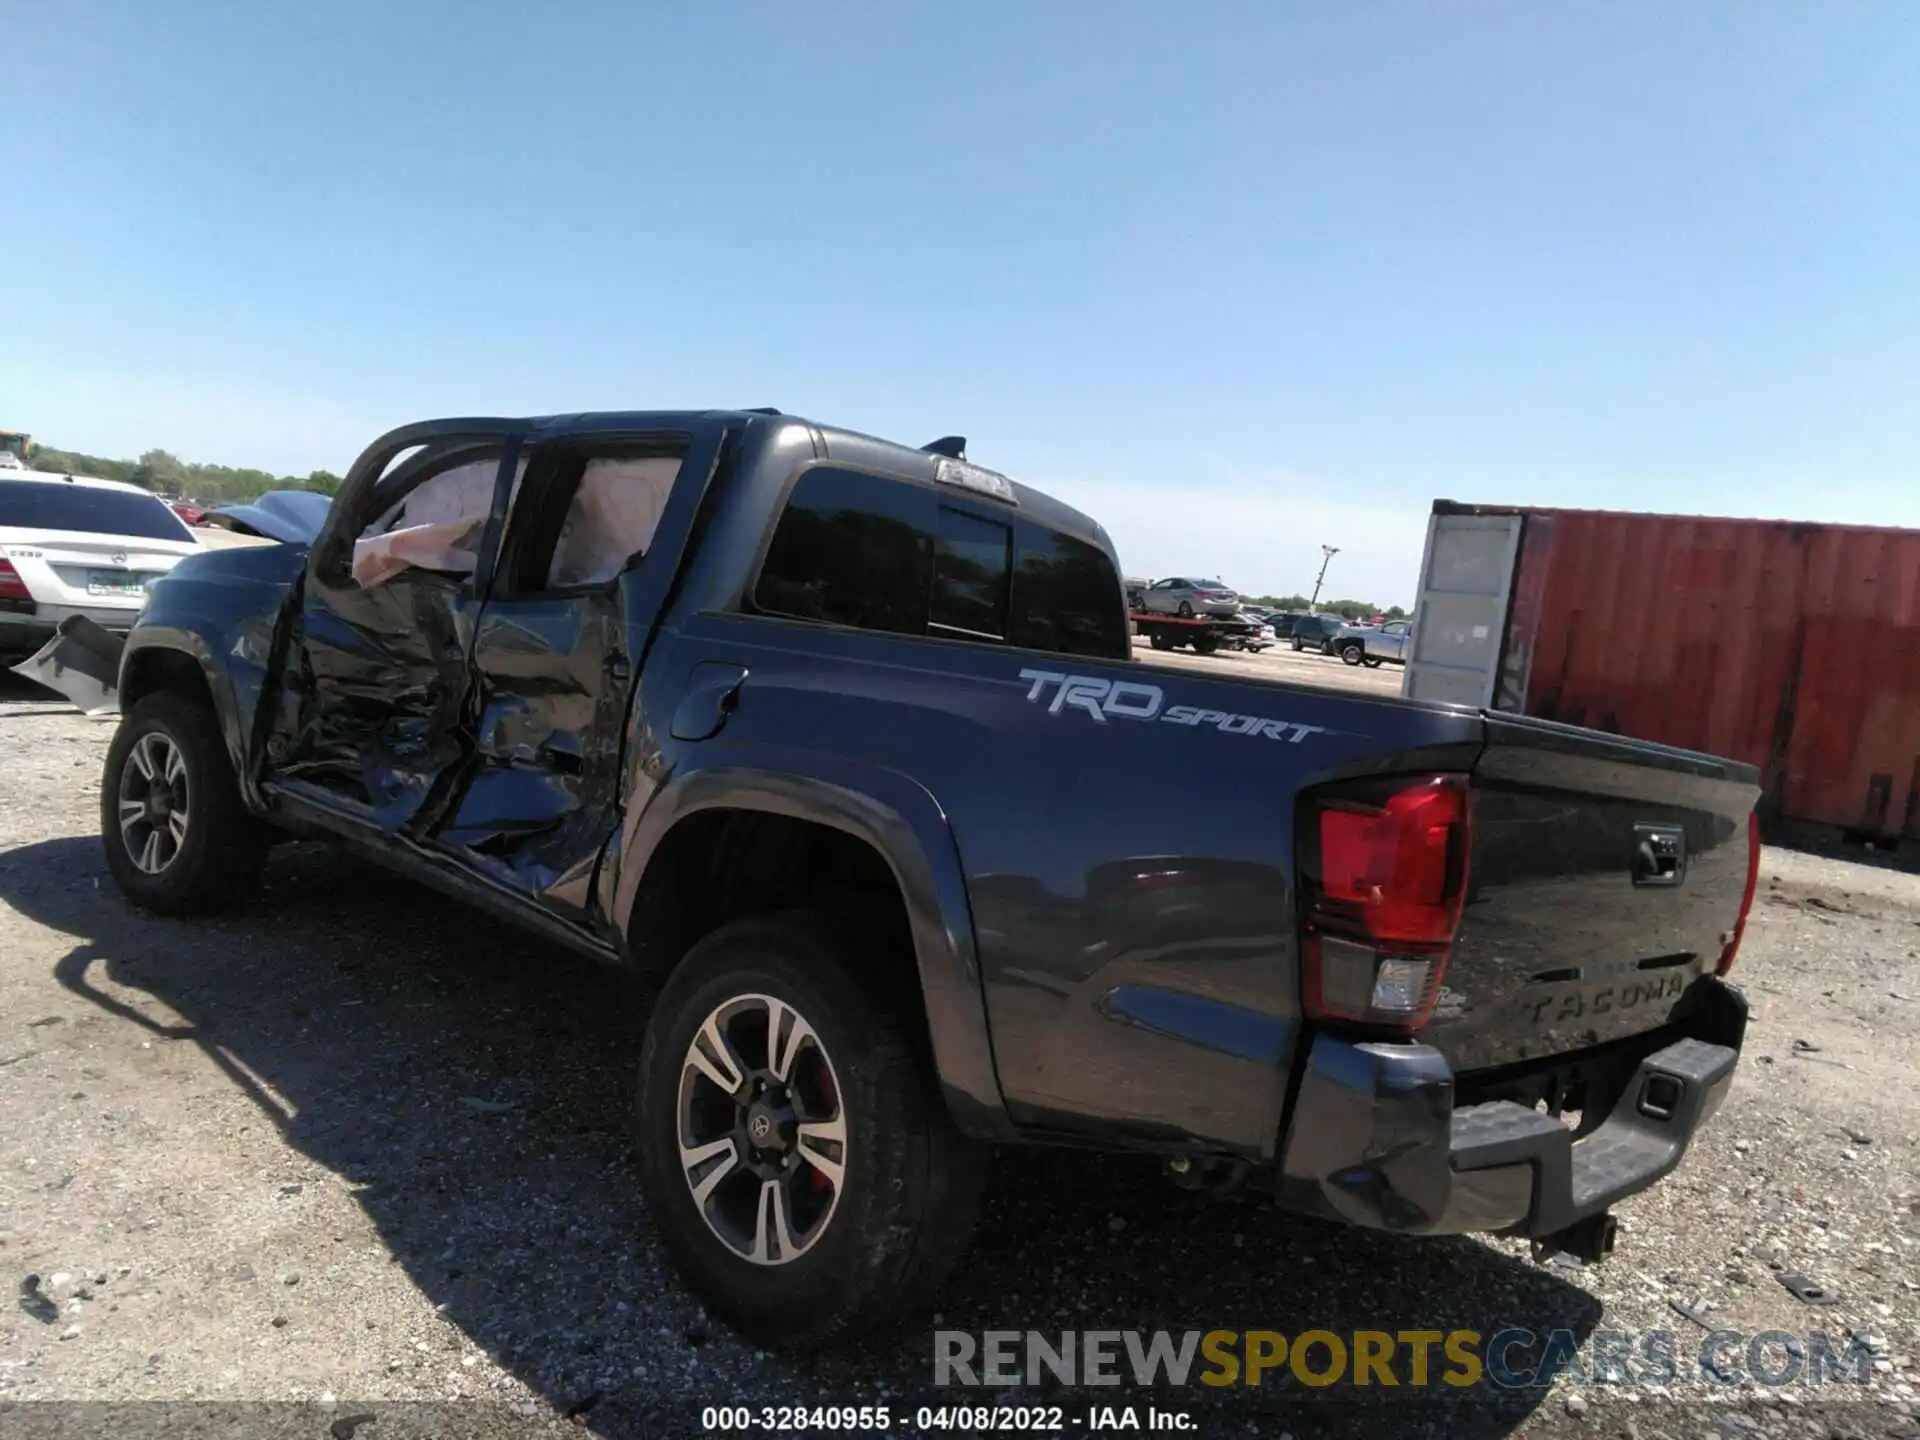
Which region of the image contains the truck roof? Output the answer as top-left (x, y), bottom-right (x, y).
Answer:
top-left (515, 408), bottom-right (1116, 554)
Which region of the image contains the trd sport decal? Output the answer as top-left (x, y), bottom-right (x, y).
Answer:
top-left (1018, 669), bottom-right (1325, 743)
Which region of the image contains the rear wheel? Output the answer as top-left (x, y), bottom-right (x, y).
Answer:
top-left (100, 690), bottom-right (265, 915)
top-left (1364, 658), bottom-right (1384, 669)
top-left (634, 916), bottom-right (987, 1350)
top-left (1192, 634), bottom-right (1219, 655)
top-left (1148, 632), bottom-right (1174, 651)
top-left (1290, 637), bottom-right (1305, 652)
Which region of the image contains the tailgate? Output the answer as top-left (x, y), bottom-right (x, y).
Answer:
top-left (1424, 712), bottom-right (1761, 1073)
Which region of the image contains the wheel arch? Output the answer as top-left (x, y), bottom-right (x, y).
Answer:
top-left (118, 634), bottom-right (246, 776)
top-left (611, 756), bottom-right (1012, 1139)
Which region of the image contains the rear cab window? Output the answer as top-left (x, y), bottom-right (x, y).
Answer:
top-left (0, 480), bottom-right (194, 543)
top-left (752, 465), bottom-right (1128, 659)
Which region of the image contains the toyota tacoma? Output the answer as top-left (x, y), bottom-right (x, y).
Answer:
top-left (96, 409), bottom-right (1762, 1349)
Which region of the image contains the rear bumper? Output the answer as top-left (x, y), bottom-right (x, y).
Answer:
top-left (1274, 978), bottom-right (1745, 1238)
top-left (0, 605), bottom-right (140, 654)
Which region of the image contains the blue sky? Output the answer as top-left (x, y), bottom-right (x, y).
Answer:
top-left (5, 3), bottom-right (1915, 605)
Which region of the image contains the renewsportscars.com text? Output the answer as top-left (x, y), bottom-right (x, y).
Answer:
top-left (934, 1328), bottom-right (1877, 1391)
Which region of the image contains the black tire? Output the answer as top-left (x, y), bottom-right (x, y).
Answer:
top-left (1148, 632), bottom-right (1174, 651)
top-left (1340, 643), bottom-right (1364, 666)
top-left (1364, 658), bottom-right (1384, 669)
top-left (1176, 600), bottom-right (1194, 618)
top-left (1192, 634), bottom-right (1218, 655)
top-left (635, 915), bottom-right (988, 1350)
top-left (1290, 637), bottom-right (1305, 652)
top-left (100, 690), bottom-right (266, 915)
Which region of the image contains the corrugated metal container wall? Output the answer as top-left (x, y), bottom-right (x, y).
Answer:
top-left (1505, 509), bottom-right (1920, 839)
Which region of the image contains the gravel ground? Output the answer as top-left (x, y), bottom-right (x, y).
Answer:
top-left (0, 675), bottom-right (1914, 1439)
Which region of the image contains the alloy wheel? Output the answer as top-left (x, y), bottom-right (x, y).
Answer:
top-left (117, 732), bottom-right (190, 875)
top-left (676, 993), bottom-right (848, 1266)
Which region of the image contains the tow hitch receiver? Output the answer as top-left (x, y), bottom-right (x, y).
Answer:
top-left (1531, 1211), bottom-right (1618, 1266)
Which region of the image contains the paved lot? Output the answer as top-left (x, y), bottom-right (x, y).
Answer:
top-left (0, 676), bottom-right (1915, 1438)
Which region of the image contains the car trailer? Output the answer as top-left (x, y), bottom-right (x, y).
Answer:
top-left (1130, 611), bottom-right (1268, 655)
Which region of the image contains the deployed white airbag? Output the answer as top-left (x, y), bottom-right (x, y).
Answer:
top-left (351, 458), bottom-right (522, 588)
top-left (546, 456), bottom-right (680, 588)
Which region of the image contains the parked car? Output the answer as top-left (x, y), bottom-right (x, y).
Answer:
top-left (0, 469), bottom-right (202, 661)
top-left (1288, 612), bottom-right (1347, 654)
top-left (1138, 576), bottom-right (1241, 618)
top-left (98, 407), bottom-right (1761, 1351)
top-left (1232, 618), bottom-right (1277, 652)
top-left (202, 490), bottom-right (336, 544)
top-left (1337, 618), bottom-right (1414, 668)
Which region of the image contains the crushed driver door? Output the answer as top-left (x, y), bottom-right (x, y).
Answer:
top-left (263, 424), bottom-right (525, 835)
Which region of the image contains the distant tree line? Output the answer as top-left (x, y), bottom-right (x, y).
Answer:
top-left (1247, 593), bottom-right (1409, 621)
top-left (24, 442), bottom-right (343, 504)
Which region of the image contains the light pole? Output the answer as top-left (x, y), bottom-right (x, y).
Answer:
top-left (1309, 544), bottom-right (1340, 613)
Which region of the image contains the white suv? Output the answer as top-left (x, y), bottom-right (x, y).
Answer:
top-left (0, 470), bottom-right (202, 659)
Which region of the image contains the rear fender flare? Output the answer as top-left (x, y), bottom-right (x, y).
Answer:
top-left (610, 751), bottom-right (1012, 1139)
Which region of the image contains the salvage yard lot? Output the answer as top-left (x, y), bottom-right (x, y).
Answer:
top-left (0, 676), bottom-right (1915, 1438)
top-left (1130, 635), bottom-right (1406, 695)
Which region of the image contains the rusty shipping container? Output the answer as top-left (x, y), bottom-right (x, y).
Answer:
top-left (1403, 502), bottom-right (1920, 841)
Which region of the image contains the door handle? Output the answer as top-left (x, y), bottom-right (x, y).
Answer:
top-left (669, 663), bottom-right (749, 742)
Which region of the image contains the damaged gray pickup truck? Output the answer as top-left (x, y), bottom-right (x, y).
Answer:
top-left (94, 409), bottom-right (1763, 1349)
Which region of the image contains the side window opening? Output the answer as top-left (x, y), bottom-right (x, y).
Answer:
top-left (486, 441), bottom-right (685, 597)
top-left (351, 449), bottom-right (523, 588)
top-left (547, 455), bottom-right (680, 588)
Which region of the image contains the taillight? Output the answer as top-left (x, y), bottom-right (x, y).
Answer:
top-left (0, 558), bottom-right (31, 602)
top-left (1717, 812), bottom-right (1761, 975)
top-left (1301, 774), bottom-right (1471, 1032)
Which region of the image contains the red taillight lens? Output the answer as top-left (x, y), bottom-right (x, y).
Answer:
top-left (1303, 774), bottom-right (1471, 1031)
top-left (1318, 777), bottom-right (1470, 945)
top-left (1717, 812), bottom-right (1761, 975)
top-left (0, 559), bottom-right (31, 602)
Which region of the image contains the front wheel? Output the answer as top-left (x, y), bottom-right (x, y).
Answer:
top-left (635, 916), bottom-right (987, 1350)
top-left (1176, 601), bottom-right (1195, 618)
top-left (1340, 643), bottom-right (1364, 666)
top-left (100, 691), bottom-right (265, 914)
top-left (1148, 632), bottom-right (1174, 651)
top-left (1290, 637), bottom-right (1305, 652)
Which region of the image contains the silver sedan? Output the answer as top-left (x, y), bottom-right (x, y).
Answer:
top-left (1137, 576), bottom-right (1241, 618)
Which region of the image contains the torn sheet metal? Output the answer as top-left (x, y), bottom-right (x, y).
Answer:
top-left (11, 615), bottom-right (126, 715)
top-left (439, 595), bottom-right (630, 910)
top-left (272, 572), bottom-right (479, 831)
